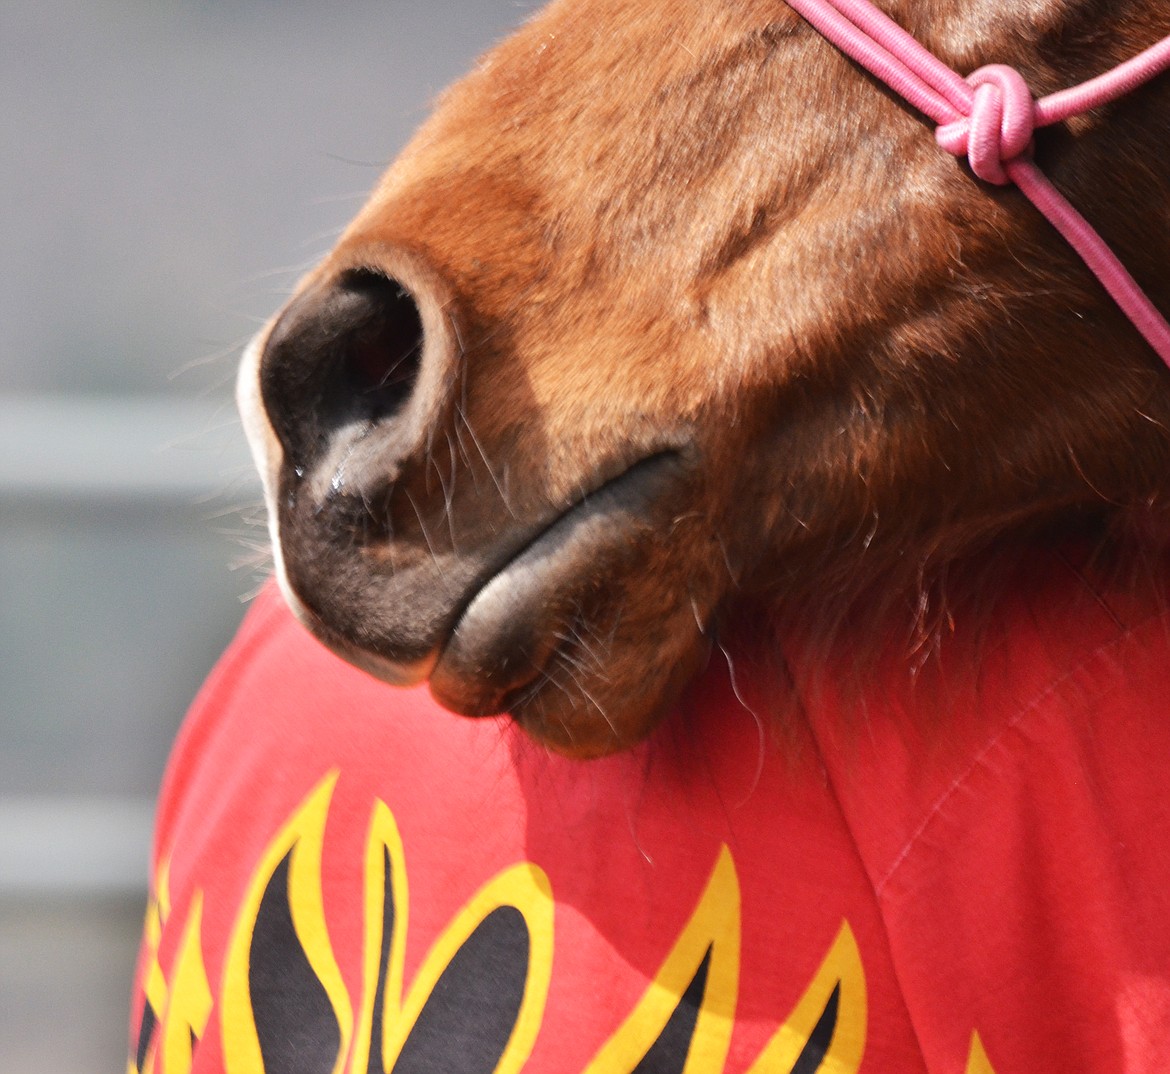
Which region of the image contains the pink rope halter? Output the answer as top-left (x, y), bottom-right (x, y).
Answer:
top-left (785, 0), bottom-right (1170, 370)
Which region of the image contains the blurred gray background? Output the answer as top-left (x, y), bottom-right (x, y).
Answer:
top-left (0, 1), bottom-right (534, 1068)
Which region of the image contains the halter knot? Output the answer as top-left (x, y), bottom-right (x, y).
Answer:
top-left (936, 64), bottom-right (1036, 185)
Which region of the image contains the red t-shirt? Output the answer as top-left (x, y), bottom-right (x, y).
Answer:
top-left (129, 552), bottom-right (1170, 1073)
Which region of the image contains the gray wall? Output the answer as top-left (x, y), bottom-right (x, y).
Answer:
top-left (0, 1), bottom-right (534, 1069)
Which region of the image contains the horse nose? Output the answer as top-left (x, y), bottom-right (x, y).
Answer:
top-left (258, 269), bottom-right (430, 490)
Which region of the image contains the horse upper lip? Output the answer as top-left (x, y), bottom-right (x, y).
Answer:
top-left (280, 445), bottom-right (689, 699)
top-left (461, 449), bottom-right (680, 609)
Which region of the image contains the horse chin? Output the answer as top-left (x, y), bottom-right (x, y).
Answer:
top-left (503, 674), bottom-right (698, 760)
top-left (432, 605), bottom-right (712, 759)
top-left (424, 566), bottom-right (714, 757)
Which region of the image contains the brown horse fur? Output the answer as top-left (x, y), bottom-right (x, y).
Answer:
top-left (239, 0), bottom-right (1170, 758)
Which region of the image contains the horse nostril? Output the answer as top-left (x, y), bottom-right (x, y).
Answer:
top-left (259, 270), bottom-right (425, 472)
top-left (341, 271), bottom-right (424, 424)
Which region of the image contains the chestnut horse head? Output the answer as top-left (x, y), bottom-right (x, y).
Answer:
top-left (240, 0), bottom-right (1170, 757)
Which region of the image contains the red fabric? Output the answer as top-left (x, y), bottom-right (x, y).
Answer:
top-left (798, 558), bottom-right (1170, 1071)
top-left (129, 553), bottom-right (1170, 1073)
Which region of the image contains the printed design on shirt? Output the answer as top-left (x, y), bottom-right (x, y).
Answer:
top-left (965, 1033), bottom-right (998, 1074)
top-left (131, 772), bottom-right (869, 1073)
top-left (131, 860), bottom-right (213, 1074)
top-left (221, 773), bottom-right (353, 1074)
top-left (219, 773), bottom-right (553, 1074)
top-left (351, 799), bottom-right (553, 1074)
top-left (743, 921), bottom-right (865, 1074)
top-left (583, 845), bottom-right (740, 1072)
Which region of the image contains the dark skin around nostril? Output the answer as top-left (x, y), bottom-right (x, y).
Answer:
top-left (259, 272), bottom-right (424, 471)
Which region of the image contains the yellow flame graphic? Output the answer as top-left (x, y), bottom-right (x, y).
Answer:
top-left (349, 799), bottom-right (409, 1074)
top-left (161, 892), bottom-right (213, 1074)
top-left (220, 777), bottom-right (553, 1074)
top-left (132, 859), bottom-right (212, 1074)
top-left (151, 775), bottom-right (879, 1074)
top-left (965, 1032), bottom-right (998, 1074)
top-left (583, 845), bottom-right (741, 1073)
top-left (353, 799), bottom-right (554, 1073)
top-left (744, 921), bottom-right (866, 1073)
top-left (131, 865), bottom-right (168, 1074)
top-left (222, 772), bottom-right (354, 1074)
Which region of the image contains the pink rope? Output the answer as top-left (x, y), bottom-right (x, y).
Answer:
top-left (785, 0), bottom-right (1170, 370)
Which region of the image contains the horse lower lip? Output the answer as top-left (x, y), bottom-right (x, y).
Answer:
top-left (429, 451), bottom-right (683, 711)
